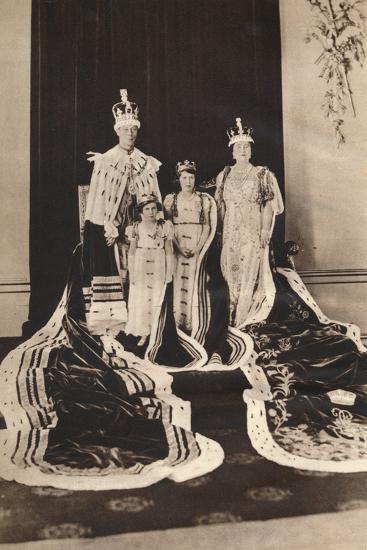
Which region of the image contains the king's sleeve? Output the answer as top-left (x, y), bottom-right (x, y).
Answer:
top-left (148, 155), bottom-right (162, 173)
top-left (147, 155), bottom-right (163, 210)
top-left (84, 153), bottom-right (107, 225)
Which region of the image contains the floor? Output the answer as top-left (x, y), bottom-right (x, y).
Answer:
top-left (3, 510), bottom-right (367, 549)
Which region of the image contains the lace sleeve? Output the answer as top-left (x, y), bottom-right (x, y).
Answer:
top-left (214, 171), bottom-right (224, 204)
top-left (255, 167), bottom-right (284, 214)
top-left (254, 167), bottom-right (274, 206)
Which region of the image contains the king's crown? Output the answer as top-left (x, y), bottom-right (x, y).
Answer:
top-left (112, 89), bottom-right (140, 130)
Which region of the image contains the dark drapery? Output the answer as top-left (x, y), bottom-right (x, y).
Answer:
top-left (27, 0), bottom-right (284, 334)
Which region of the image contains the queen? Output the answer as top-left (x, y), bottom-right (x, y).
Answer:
top-left (215, 117), bottom-right (284, 328)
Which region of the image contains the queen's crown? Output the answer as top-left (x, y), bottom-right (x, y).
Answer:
top-left (227, 117), bottom-right (254, 147)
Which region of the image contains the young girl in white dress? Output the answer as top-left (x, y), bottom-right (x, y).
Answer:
top-left (125, 194), bottom-right (174, 346)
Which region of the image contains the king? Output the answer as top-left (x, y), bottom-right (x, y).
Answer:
top-left (81, 90), bottom-right (163, 335)
top-left (85, 89), bottom-right (162, 237)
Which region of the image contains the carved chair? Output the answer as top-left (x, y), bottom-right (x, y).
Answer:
top-left (78, 185), bottom-right (90, 241)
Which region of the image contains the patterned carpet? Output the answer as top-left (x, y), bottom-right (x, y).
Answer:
top-left (1, 338), bottom-right (367, 544)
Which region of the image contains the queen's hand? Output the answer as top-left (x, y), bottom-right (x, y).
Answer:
top-left (260, 229), bottom-right (271, 248)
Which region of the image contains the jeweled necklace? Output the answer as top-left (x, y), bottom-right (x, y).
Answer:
top-left (231, 162), bottom-right (253, 182)
top-left (227, 163), bottom-right (254, 206)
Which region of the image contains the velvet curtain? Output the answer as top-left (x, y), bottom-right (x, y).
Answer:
top-left (28, 0), bottom-right (284, 333)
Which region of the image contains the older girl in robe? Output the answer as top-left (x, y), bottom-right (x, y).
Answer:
top-left (164, 161), bottom-right (211, 334)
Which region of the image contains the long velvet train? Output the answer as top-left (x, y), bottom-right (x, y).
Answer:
top-left (0, 245), bottom-right (224, 490)
top-left (1, 244), bottom-right (367, 489)
top-left (242, 268), bottom-right (367, 472)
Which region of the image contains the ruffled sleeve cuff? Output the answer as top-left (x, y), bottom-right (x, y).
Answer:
top-left (163, 193), bottom-right (174, 211)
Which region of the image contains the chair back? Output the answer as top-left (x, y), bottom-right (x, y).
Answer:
top-left (78, 185), bottom-right (90, 241)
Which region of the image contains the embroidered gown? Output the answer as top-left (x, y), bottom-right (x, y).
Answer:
top-left (215, 165), bottom-right (283, 328)
top-left (164, 192), bottom-right (211, 333)
top-left (125, 220), bottom-right (174, 338)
